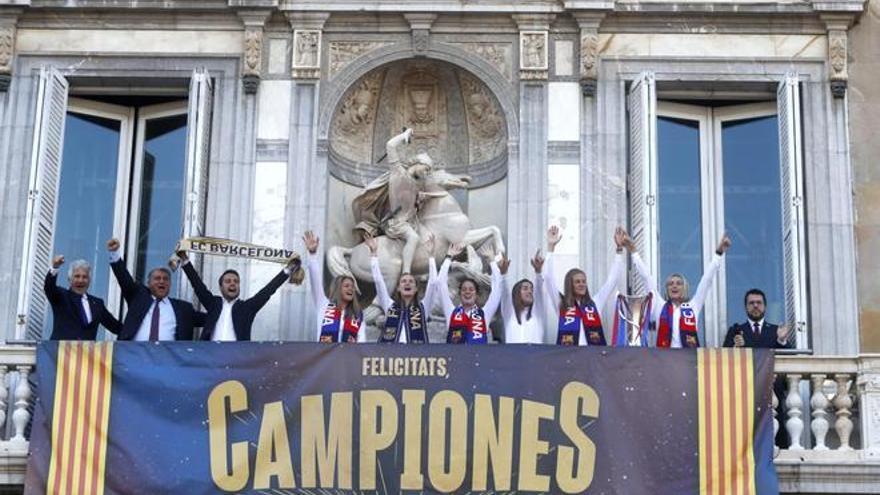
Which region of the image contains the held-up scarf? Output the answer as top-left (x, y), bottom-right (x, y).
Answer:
top-left (378, 301), bottom-right (428, 344)
top-left (556, 301), bottom-right (607, 346)
top-left (172, 236), bottom-right (305, 284)
top-left (447, 306), bottom-right (488, 344)
top-left (611, 292), bottom-right (653, 347)
top-left (656, 300), bottom-right (700, 348)
top-left (318, 303), bottom-right (362, 343)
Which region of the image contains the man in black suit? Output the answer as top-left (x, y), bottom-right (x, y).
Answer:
top-left (43, 255), bottom-right (122, 340)
top-left (176, 251), bottom-right (297, 341)
top-left (107, 238), bottom-right (204, 341)
top-left (723, 288), bottom-right (794, 349)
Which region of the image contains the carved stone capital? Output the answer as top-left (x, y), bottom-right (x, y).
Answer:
top-left (235, 10), bottom-right (271, 94)
top-left (404, 14), bottom-right (437, 57)
top-left (819, 13), bottom-right (858, 99)
top-left (0, 8), bottom-right (24, 93)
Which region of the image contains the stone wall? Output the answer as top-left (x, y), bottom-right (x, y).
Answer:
top-left (849, 0), bottom-right (880, 352)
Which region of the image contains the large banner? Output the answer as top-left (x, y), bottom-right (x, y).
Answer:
top-left (26, 342), bottom-right (779, 494)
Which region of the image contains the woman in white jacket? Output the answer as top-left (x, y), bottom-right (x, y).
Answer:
top-left (434, 244), bottom-right (502, 344)
top-left (544, 226), bottom-right (628, 346)
top-left (499, 250), bottom-right (551, 344)
top-left (303, 230), bottom-right (366, 343)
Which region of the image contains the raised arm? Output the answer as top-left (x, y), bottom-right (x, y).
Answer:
top-left (690, 233), bottom-right (731, 313)
top-left (543, 227), bottom-right (563, 314)
top-left (43, 255), bottom-right (65, 305)
top-left (482, 260), bottom-right (503, 322)
top-left (420, 256), bottom-right (440, 313)
top-left (365, 233), bottom-right (392, 312)
top-left (107, 238), bottom-right (141, 302)
top-left (179, 253), bottom-right (217, 309)
top-left (499, 259), bottom-right (515, 325)
top-left (303, 231), bottom-right (331, 308)
top-left (593, 253), bottom-right (625, 309)
top-left (385, 127), bottom-right (413, 164)
top-left (434, 255), bottom-right (455, 322)
top-left (98, 304), bottom-right (123, 335)
top-left (248, 266), bottom-right (292, 313)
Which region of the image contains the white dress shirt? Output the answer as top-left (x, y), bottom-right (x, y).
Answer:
top-left (632, 252), bottom-right (723, 348)
top-left (134, 296), bottom-right (177, 341)
top-left (212, 299), bottom-right (238, 342)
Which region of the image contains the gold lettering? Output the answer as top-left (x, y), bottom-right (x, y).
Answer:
top-left (400, 389), bottom-right (426, 489)
top-left (436, 358), bottom-right (447, 377)
top-left (427, 390), bottom-right (468, 492)
top-left (361, 358), bottom-right (370, 376)
top-left (208, 380), bottom-right (250, 492)
top-left (472, 394), bottom-right (514, 491)
top-left (300, 393), bottom-right (353, 489)
top-left (253, 401), bottom-right (296, 489)
top-left (359, 390), bottom-right (399, 490)
top-left (517, 400), bottom-right (554, 492)
top-left (556, 382), bottom-right (599, 493)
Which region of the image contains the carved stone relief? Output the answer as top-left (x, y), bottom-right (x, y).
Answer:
top-left (328, 41), bottom-right (387, 77)
top-left (520, 31), bottom-right (548, 70)
top-left (0, 26), bottom-right (13, 73)
top-left (328, 60), bottom-right (507, 188)
top-left (580, 32), bottom-right (599, 79)
top-left (453, 42), bottom-right (512, 79)
top-left (293, 29), bottom-right (321, 79)
top-left (330, 69), bottom-right (386, 164)
top-left (458, 71), bottom-right (505, 164)
top-left (828, 29), bottom-right (848, 98)
top-left (413, 29), bottom-right (429, 54)
top-left (243, 28), bottom-right (262, 76)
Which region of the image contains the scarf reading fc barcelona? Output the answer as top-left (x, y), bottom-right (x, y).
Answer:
top-left (447, 306), bottom-right (488, 344)
top-left (657, 301), bottom-right (700, 348)
top-left (556, 301), bottom-right (607, 346)
top-left (378, 301), bottom-right (428, 344)
top-left (318, 303), bottom-right (362, 343)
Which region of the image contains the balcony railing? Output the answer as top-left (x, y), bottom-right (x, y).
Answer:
top-left (0, 346), bottom-right (875, 493)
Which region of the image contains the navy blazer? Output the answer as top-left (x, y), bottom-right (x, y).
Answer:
top-left (723, 320), bottom-right (794, 349)
top-left (181, 262), bottom-right (289, 341)
top-left (110, 259), bottom-right (205, 341)
top-left (43, 271), bottom-right (122, 340)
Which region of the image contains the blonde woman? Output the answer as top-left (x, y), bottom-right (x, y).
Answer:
top-left (304, 231), bottom-right (366, 343)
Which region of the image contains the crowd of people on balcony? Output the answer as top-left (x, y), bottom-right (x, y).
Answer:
top-left (44, 224), bottom-right (794, 350)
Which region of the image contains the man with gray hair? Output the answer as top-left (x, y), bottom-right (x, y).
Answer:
top-left (43, 255), bottom-right (122, 340)
top-left (107, 238), bottom-right (205, 341)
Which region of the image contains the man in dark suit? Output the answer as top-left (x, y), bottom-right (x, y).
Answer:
top-left (43, 255), bottom-right (122, 340)
top-left (107, 238), bottom-right (204, 341)
top-left (723, 288), bottom-right (794, 349)
top-left (176, 251), bottom-right (298, 341)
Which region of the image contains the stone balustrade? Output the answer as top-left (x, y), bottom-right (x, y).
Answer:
top-left (0, 346), bottom-right (875, 491)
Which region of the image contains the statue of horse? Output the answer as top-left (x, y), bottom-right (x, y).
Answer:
top-left (325, 167), bottom-right (505, 292)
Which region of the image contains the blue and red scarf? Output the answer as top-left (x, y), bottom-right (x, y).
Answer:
top-left (556, 300), bottom-right (606, 346)
top-left (447, 306), bottom-right (488, 344)
top-left (611, 293), bottom-right (653, 347)
top-left (378, 301), bottom-right (428, 344)
top-left (318, 303), bottom-right (362, 343)
top-left (657, 301), bottom-right (699, 348)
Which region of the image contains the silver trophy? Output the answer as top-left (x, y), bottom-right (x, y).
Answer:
top-left (616, 294), bottom-right (651, 346)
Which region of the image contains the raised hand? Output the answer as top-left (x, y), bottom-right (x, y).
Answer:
top-left (614, 226), bottom-right (626, 251)
top-left (107, 238), bottom-right (120, 252)
top-left (547, 226), bottom-right (562, 253)
top-left (364, 232), bottom-right (378, 255)
top-left (52, 255), bottom-right (65, 269)
top-left (716, 233), bottom-right (732, 255)
top-left (530, 248), bottom-right (545, 274)
top-left (498, 254), bottom-right (511, 275)
top-left (303, 230), bottom-right (320, 254)
top-left (777, 324), bottom-right (792, 343)
top-left (733, 333), bottom-right (745, 348)
top-left (423, 232), bottom-right (436, 256)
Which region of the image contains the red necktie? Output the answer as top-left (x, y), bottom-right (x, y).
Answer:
top-left (149, 299), bottom-right (161, 341)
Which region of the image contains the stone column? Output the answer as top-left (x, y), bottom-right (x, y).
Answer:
top-left (236, 9), bottom-right (273, 95)
top-left (282, 12), bottom-right (329, 341)
top-left (510, 15), bottom-right (553, 274)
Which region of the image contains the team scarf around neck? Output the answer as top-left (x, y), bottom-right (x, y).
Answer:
top-left (447, 305), bottom-right (488, 344)
top-left (171, 236), bottom-right (305, 284)
top-left (378, 300), bottom-right (428, 344)
top-left (656, 300), bottom-right (700, 348)
top-left (318, 302), bottom-right (362, 343)
top-left (611, 292), bottom-right (653, 347)
top-left (556, 299), bottom-right (607, 346)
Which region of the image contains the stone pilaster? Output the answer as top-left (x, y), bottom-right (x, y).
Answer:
top-left (236, 10), bottom-right (272, 94)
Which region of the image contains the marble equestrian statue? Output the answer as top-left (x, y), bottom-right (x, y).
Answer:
top-left (326, 128), bottom-right (506, 294)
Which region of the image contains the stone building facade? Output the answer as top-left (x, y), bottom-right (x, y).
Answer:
top-left (0, 0), bottom-right (871, 352)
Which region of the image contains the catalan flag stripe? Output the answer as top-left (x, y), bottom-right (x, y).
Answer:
top-left (47, 342), bottom-right (114, 495)
top-left (699, 348), bottom-right (756, 495)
